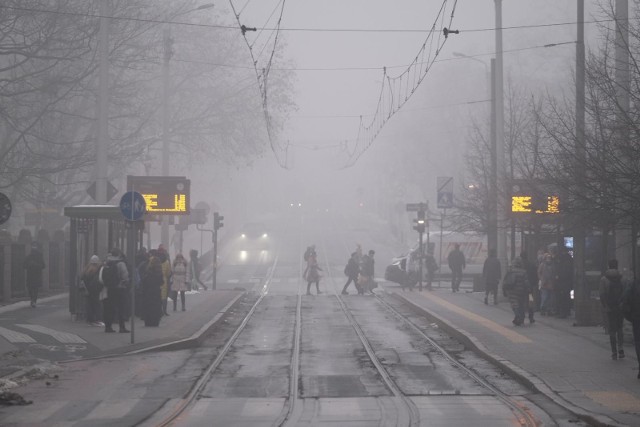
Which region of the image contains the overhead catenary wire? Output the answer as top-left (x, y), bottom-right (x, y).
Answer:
top-left (0, 5), bottom-right (615, 34)
top-left (336, 0), bottom-right (459, 169)
top-left (228, 0), bottom-right (290, 169)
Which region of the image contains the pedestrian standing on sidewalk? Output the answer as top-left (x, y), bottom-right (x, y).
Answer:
top-left (599, 259), bottom-right (626, 360)
top-left (81, 255), bottom-right (103, 326)
top-left (555, 247), bottom-right (573, 318)
top-left (447, 244), bottom-right (466, 293)
top-left (482, 249), bottom-right (501, 305)
top-left (157, 246), bottom-right (172, 316)
top-left (502, 257), bottom-right (530, 326)
top-left (621, 278), bottom-right (640, 378)
top-left (24, 242), bottom-right (45, 308)
top-left (172, 254), bottom-right (188, 311)
top-left (100, 247), bottom-right (130, 333)
top-left (520, 251), bottom-right (538, 324)
top-left (537, 253), bottom-right (555, 315)
top-left (341, 252), bottom-right (360, 295)
top-left (140, 250), bottom-right (163, 327)
top-left (304, 252), bottom-right (322, 295)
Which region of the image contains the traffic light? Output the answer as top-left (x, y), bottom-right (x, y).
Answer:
top-left (214, 212), bottom-right (224, 230)
top-left (413, 210), bottom-right (426, 233)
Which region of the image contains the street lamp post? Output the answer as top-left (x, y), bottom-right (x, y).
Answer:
top-left (160, 4), bottom-right (215, 248)
top-left (452, 52), bottom-right (498, 256)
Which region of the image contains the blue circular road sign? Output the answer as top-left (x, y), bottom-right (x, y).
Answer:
top-left (119, 191), bottom-right (146, 221)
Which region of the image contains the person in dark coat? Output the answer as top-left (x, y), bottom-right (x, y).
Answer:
top-left (482, 249), bottom-right (501, 305)
top-left (140, 250), bottom-right (164, 326)
top-left (100, 247), bottom-right (130, 333)
top-left (555, 247), bottom-right (573, 318)
top-left (621, 278), bottom-right (640, 378)
top-left (502, 257), bottom-right (530, 326)
top-left (24, 243), bottom-right (46, 308)
top-left (341, 252), bottom-right (360, 295)
top-left (520, 251), bottom-right (538, 324)
top-left (447, 244), bottom-right (466, 293)
top-left (599, 259), bottom-right (625, 360)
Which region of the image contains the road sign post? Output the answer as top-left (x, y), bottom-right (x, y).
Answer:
top-left (119, 191), bottom-right (146, 344)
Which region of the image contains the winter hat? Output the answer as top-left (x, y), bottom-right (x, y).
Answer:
top-left (90, 255), bottom-right (101, 264)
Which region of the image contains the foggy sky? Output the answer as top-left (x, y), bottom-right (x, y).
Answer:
top-left (185, 0), bottom-right (604, 234)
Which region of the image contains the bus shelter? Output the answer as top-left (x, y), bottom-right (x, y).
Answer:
top-left (64, 205), bottom-right (144, 319)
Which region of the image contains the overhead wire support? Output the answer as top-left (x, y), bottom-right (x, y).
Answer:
top-left (337, 0), bottom-right (459, 168)
top-left (229, 0), bottom-right (290, 169)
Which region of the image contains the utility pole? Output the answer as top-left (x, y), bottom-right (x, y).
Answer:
top-left (574, 0), bottom-right (588, 325)
top-left (495, 0), bottom-right (508, 268)
top-left (614, 0), bottom-right (631, 275)
top-left (489, 58), bottom-right (497, 256)
top-left (96, 0), bottom-right (110, 257)
top-left (161, 27), bottom-right (172, 248)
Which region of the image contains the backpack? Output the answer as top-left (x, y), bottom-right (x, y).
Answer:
top-left (607, 275), bottom-right (624, 310)
top-left (100, 260), bottom-right (120, 289)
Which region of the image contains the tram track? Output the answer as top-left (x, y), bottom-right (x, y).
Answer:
top-left (320, 233), bottom-right (539, 427)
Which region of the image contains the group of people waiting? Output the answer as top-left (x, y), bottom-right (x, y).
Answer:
top-left (79, 246), bottom-right (207, 332)
top-left (482, 247), bottom-right (574, 326)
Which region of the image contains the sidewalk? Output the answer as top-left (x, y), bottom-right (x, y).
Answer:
top-left (0, 289), bottom-right (244, 380)
top-left (390, 286), bottom-right (640, 427)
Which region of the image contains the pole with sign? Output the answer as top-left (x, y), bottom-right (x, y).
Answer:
top-left (119, 191), bottom-right (146, 344)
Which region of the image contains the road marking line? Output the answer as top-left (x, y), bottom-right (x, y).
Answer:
top-left (424, 293), bottom-right (532, 343)
top-left (17, 324), bottom-right (87, 344)
top-left (0, 326), bottom-right (36, 343)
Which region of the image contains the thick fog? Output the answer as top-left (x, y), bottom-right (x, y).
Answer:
top-left (193, 1), bottom-right (601, 232)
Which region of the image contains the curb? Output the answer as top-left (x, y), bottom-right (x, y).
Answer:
top-left (125, 292), bottom-right (245, 355)
top-left (391, 291), bottom-right (625, 427)
top-left (0, 293), bottom-right (67, 314)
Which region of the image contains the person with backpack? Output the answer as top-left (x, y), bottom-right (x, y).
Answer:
top-left (599, 259), bottom-right (626, 360)
top-left (100, 247), bottom-right (130, 333)
top-left (81, 255), bottom-right (103, 326)
top-left (621, 278), bottom-right (640, 378)
top-left (341, 252), bottom-right (360, 295)
top-left (502, 257), bottom-right (530, 326)
top-left (23, 242), bottom-right (46, 308)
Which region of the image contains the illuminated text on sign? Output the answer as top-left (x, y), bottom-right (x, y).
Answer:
top-left (142, 194), bottom-right (187, 213)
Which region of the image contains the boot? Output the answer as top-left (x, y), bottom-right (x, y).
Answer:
top-left (173, 299), bottom-right (177, 312)
top-left (163, 300), bottom-right (170, 316)
top-left (181, 292), bottom-right (186, 311)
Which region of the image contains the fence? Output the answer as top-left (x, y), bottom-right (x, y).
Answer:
top-left (0, 230), bottom-right (69, 303)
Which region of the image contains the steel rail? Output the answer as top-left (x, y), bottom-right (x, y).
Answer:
top-left (146, 252), bottom-right (281, 427)
top-left (375, 294), bottom-right (539, 427)
top-left (316, 238), bottom-right (421, 427)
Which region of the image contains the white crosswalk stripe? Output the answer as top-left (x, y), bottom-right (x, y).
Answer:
top-left (17, 324), bottom-right (86, 344)
top-left (0, 326), bottom-right (36, 343)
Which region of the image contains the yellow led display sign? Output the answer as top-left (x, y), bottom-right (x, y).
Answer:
top-left (127, 176), bottom-right (190, 215)
top-left (511, 195), bottom-right (560, 214)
